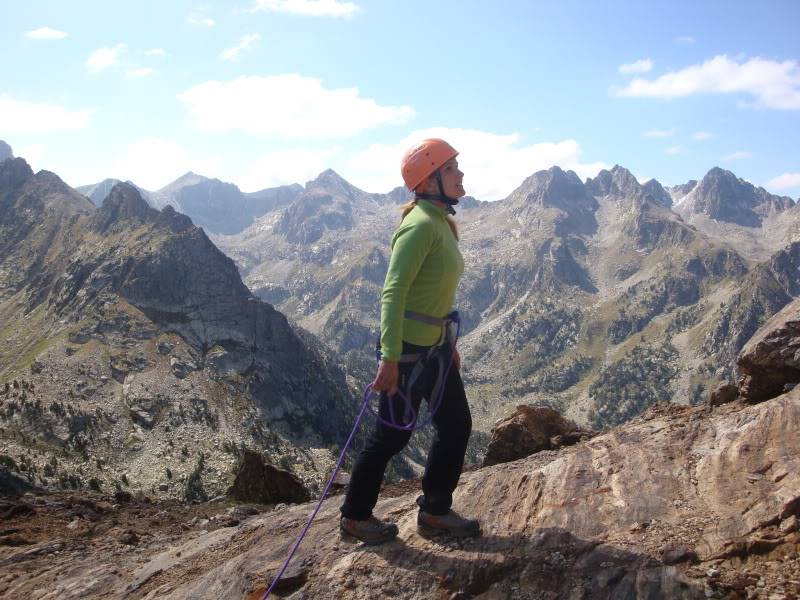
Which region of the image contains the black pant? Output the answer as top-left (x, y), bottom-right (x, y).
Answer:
top-left (340, 341), bottom-right (472, 519)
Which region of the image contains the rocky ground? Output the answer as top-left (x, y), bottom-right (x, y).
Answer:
top-left (1, 391), bottom-right (798, 600)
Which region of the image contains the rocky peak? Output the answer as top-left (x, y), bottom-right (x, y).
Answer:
top-left (31, 170), bottom-right (72, 192)
top-left (307, 168), bottom-right (346, 186)
top-left (22, 170), bottom-right (94, 216)
top-left (165, 171), bottom-right (207, 189)
top-left (0, 156), bottom-right (34, 190)
top-left (681, 167), bottom-right (794, 227)
top-left (305, 169), bottom-right (367, 204)
top-left (0, 140), bottom-right (13, 162)
top-left (149, 172), bottom-right (209, 209)
top-left (508, 166), bottom-right (593, 213)
top-left (587, 165), bottom-right (644, 200)
top-left (91, 182), bottom-right (158, 233)
top-left (643, 178), bottom-right (673, 208)
top-left (156, 204), bottom-right (194, 233)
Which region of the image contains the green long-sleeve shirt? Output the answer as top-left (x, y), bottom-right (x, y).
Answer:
top-left (380, 199), bottom-right (464, 361)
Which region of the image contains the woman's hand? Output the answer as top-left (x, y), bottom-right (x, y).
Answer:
top-left (373, 360), bottom-right (399, 396)
top-left (453, 349), bottom-right (461, 371)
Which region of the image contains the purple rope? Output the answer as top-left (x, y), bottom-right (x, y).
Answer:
top-left (261, 399), bottom-right (368, 600)
top-left (365, 316), bottom-right (461, 431)
top-left (261, 313), bottom-right (461, 598)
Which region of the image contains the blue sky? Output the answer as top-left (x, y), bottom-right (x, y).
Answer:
top-left (2, 0), bottom-right (799, 200)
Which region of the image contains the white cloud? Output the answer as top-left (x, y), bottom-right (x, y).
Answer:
top-left (144, 48), bottom-right (166, 56)
top-left (665, 146), bottom-right (682, 155)
top-left (178, 74), bottom-right (414, 137)
top-left (187, 11), bottom-right (216, 27)
top-left (0, 97), bottom-right (92, 133)
top-left (675, 35), bottom-right (695, 45)
top-left (692, 131), bottom-right (713, 141)
top-left (644, 129), bottom-right (675, 138)
top-left (345, 128), bottom-right (609, 200)
top-left (246, 0), bottom-right (358, 17)
top-left (126, 67), bottom-right (154, 78)
top-left (767, 173), bottom-right (800, 191)
top-left (237, 147), bottom-right (340, 191)
top-left (616, 54), bottom-right (800, 110)
top-left (619, 58), bottom-right (653, 75)
top-left (25, 27), bottom-right (68, 40)
top-left (107, 138), bottom-right (220, 190)
top-left (723, 151), bottom-right (753, 161)
top-left (220, 34), bottom-right (261, 61)
top-left (86, 44), bottom-right (127, 72)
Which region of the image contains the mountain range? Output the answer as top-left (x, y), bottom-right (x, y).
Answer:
top-left (206, 161), bottom-right (798, 431)
top-left (2, 137), bottom-right (799, 499)
top-left (0, 147), bottom-right (357, 500)
top-left (78, 173), bottom-right (304, 235)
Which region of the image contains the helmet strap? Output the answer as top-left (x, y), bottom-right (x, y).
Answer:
top-left (415, 170), bottom-right (459, 215)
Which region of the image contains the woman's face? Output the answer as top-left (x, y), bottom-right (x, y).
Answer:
top-left (439, 158), bottom-right (466, 199)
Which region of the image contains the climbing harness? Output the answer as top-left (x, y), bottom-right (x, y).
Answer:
top-left (261, 311), bottom-right (462, 599)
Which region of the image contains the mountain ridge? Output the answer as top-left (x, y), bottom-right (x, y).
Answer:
top-left (0, 169), bottom-right (357, 500)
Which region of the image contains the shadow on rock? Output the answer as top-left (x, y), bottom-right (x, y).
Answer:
top-left (355, 527), bottom-right (704, 599)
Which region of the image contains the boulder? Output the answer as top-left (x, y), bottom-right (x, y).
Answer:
top-left (170, 356), bottom-right (198, 379)
top-left (737, 298), bottom-right (800, 403)
top-left (708, 382), bottom-right (738, 407)
top-left (228, 450), bottom-right (310, 505)
top-left (482, 405), bottom-right (595, 467)
top-left (122, 374), bottom-right (166, 429)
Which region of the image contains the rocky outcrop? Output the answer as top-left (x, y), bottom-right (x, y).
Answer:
top-left (737, 298), bottom-right (800, 403)
top-left (228, 450), bottom-right (310, 504)
top-left (0, 156), bottom-right (33, 191)
top-left (482, 405), bottom-right (595, 466)
top-left (708, 382), bottom-right (738, 407)
top-left (4, 392), bottom-right (798, 599)
top-left (90, 182), bottom-right (158, 233)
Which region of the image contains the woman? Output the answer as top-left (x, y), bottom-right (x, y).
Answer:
top-left (339, 138), bottom-right (480, 544)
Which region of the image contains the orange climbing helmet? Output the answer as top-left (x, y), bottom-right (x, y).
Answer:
top-left (400, 138), bottom-right (458, 191)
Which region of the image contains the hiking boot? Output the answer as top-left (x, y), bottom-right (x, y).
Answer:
top-left (340, 516), bottom-right (398, 545)
top-left (417, 509), bottom-right (481, 538)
